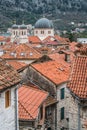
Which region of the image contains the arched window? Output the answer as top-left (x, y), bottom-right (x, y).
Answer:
top-left (22, 31), bottom-right (23, 35)
top-left (14, 31), bottom-right (15, 35)
top-left (48, 31), bottom-right (51, 34)
top-left (36, 31), bottom-right (38, 34)
top-left (16, 31), bottom-right (18, 35)
top-left (41, 30), bottom-right (44, 34)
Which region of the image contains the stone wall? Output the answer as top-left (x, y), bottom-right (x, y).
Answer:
top-left (0, 88), bottom-right (16, 130)
top-left (26, 66), bottom-right (57, 130)
top-left (27, 66), bottom-right (56, 97)
top-left (57, 84), bottom-right (87, 130)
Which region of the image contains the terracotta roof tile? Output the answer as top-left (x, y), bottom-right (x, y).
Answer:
top-left (67, 56), bottom-right (87, 99)
top-left (31, 60), bottom-right (70, 85)
top-left (69, 42), bottom-right (78, 52)
top-left (18, 85), bottom-right (48, 120)
top-left (75, 44), bottom-right (87, 56)
top-left (49, 53), bottom-right (71, 67)
top-left (1, 44), bottom-right (41, 60)
top-left (7, 61), bottom-right (28, 71)
top-left (0, 36), bottom-right (6, 41)
top-left (43, 35), bottom-right (69, 45)
top-left (0, 59), bottom-right (21, 91)
top-left (29, 36), bottom-right (41, 44)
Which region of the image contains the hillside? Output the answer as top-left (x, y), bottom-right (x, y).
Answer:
top-left (0, 0), bottom-right (87, 31)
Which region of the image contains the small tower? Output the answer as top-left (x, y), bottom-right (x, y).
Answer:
top-left (19, 23), bottom-right (28, 43)
top-left (11, 22), bottom-right (28, 44)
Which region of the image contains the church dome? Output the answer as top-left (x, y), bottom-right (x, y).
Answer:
top-left (20, 24), bottom-right (27, 29)
top-left (35, 18), bottom-right (53, 29)
top-left (12, 24), bottom-right (18, 29)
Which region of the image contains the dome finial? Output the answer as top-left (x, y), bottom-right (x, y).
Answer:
top-left (43, 14), bottom-right (45, 18)
top-left (13, 20), bottom-right (16, 25)
top-left (22, 20), bottom-right (24, 25)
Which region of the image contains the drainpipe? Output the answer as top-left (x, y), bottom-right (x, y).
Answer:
top-left (55, 103), bottom-right (57, 130)
top-left (78, 103), bottom-right (81, 130)
top-left (15, 87), bottom-right (19, 130)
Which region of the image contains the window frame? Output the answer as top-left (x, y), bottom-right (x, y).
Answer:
top-left (60, 88), bottom-right (65, 100)
top-left (60, 107), bottom-right (65, 120)
top-left (5, 90), bottom-right (11, 108)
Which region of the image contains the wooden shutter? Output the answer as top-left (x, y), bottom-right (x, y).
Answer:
top-left (60, 88), bottom-right (65, 99)
top-left (5, 90), bottom-right (10, 108)
top-left (61, 107), bottom-right (64, 120)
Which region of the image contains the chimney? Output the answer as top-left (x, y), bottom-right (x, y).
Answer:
top-left (65, 53), bottom-right (70, 62)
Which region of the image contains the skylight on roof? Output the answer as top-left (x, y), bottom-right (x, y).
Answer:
top-left (20, 52), bottom-right (25, 56)
top-left (10, 52), bottom-right (15, 56)
top-left (58, 67), bottom-right (64, 71)
top-left (30, 52), bottom-right (33, 56)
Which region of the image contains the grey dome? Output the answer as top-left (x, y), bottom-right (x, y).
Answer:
top-left (12, 24), bottom-right (18, 29)
top-left (20, 24), bottom-right (27, 29)
top-left (35, 18), bottom-right (53, 29)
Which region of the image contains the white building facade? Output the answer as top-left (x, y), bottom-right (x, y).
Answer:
top-left (11, 24), bottom-right (28, 44)
top-left (0, 87), bottom-right (19, 130)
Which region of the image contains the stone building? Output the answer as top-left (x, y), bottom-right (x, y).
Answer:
top-left (0, 59), bottom-right (21, 130)
top-left (1, 43), bottom-right (41, 64)
top-left (25, 55), bottom-right (70, 130)
top-left (18, 84), bottom-right (48, 130)
top-left (67, 56), bottom-right (87, 130)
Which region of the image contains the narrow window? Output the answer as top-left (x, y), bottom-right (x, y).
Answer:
top-left (5, 90), bottom-right (11, 108)
top-left (16, 31), bottom-right (18, 35)
top-left (40, 105), bottom-right (43, 119)
top-left (36, 31), bottom-right (38, 34)
top-left (41, 31), bottom-right (44, 34)
top-left (14, 31), bottom-right (15, 35)
top-left (24, 31), bottom-right (26, 35)
top-left (60, 88), bottom-right (65, 99)
top-left (22, 31), bottom-right (23, 35)
top-left (60, 107), bottom-right (64, 120)
top-left (48, 31), bottom-right (51, 34)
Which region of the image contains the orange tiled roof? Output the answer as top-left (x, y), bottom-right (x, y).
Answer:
top-left (49, 53), bottom-right (71, 67)
top-left (29, 36), bottom-right (41, 43)
top-left (0, 36), bottom-right (6, 41)
top-left (43, 35), bottom-right (69, 45)
top-left (31, 60), bottom-right (70, 85)
top-left (0, 59), bottom-right (20, 92)
top-left (7, 61), bottom-right (28, 71)
top-left (1, 44), bottom-right (41, 60)
top-left (69, 42), bottom-right (78, 52)
top-left (54, 35), bottom-right (70, 44)
top-left (75, 44), bottom-right (87, 56)
top-left (18, 85), bottom-right (48, 120)
top-left (67, 56), bottom-right (87, 99)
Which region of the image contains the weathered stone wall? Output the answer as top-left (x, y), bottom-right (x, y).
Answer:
top-left (0, 88), bottom-right (16, 130)
top-left (26, 66), bottom-right (57, 130)
top-left (27, 66), bottom-right (56, 97)
top-left (19, 121), bottom-right (35, 130)
top-left (57, 84), bottom-right (87, 130)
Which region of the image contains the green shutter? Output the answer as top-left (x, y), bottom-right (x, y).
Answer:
top-left (60, 88), bottom-right (65, 99)
top-left (61, 107), bottom-right (64, 120)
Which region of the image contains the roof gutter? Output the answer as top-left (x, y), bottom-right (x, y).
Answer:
top-left (15, 86), bottom-right (19, 130)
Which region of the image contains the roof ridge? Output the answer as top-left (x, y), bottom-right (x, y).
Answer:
top-left (19, 101), bottom-right (34, 119)
top-left (22, 85), bottom-right (48, 94)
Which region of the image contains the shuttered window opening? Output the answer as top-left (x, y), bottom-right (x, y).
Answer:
top-left (5, 90), bottom-right (11, 108)
top-left (60, 88), bottom-right (65, 99)
top-left (60, 107), bottom-right (64, 120)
